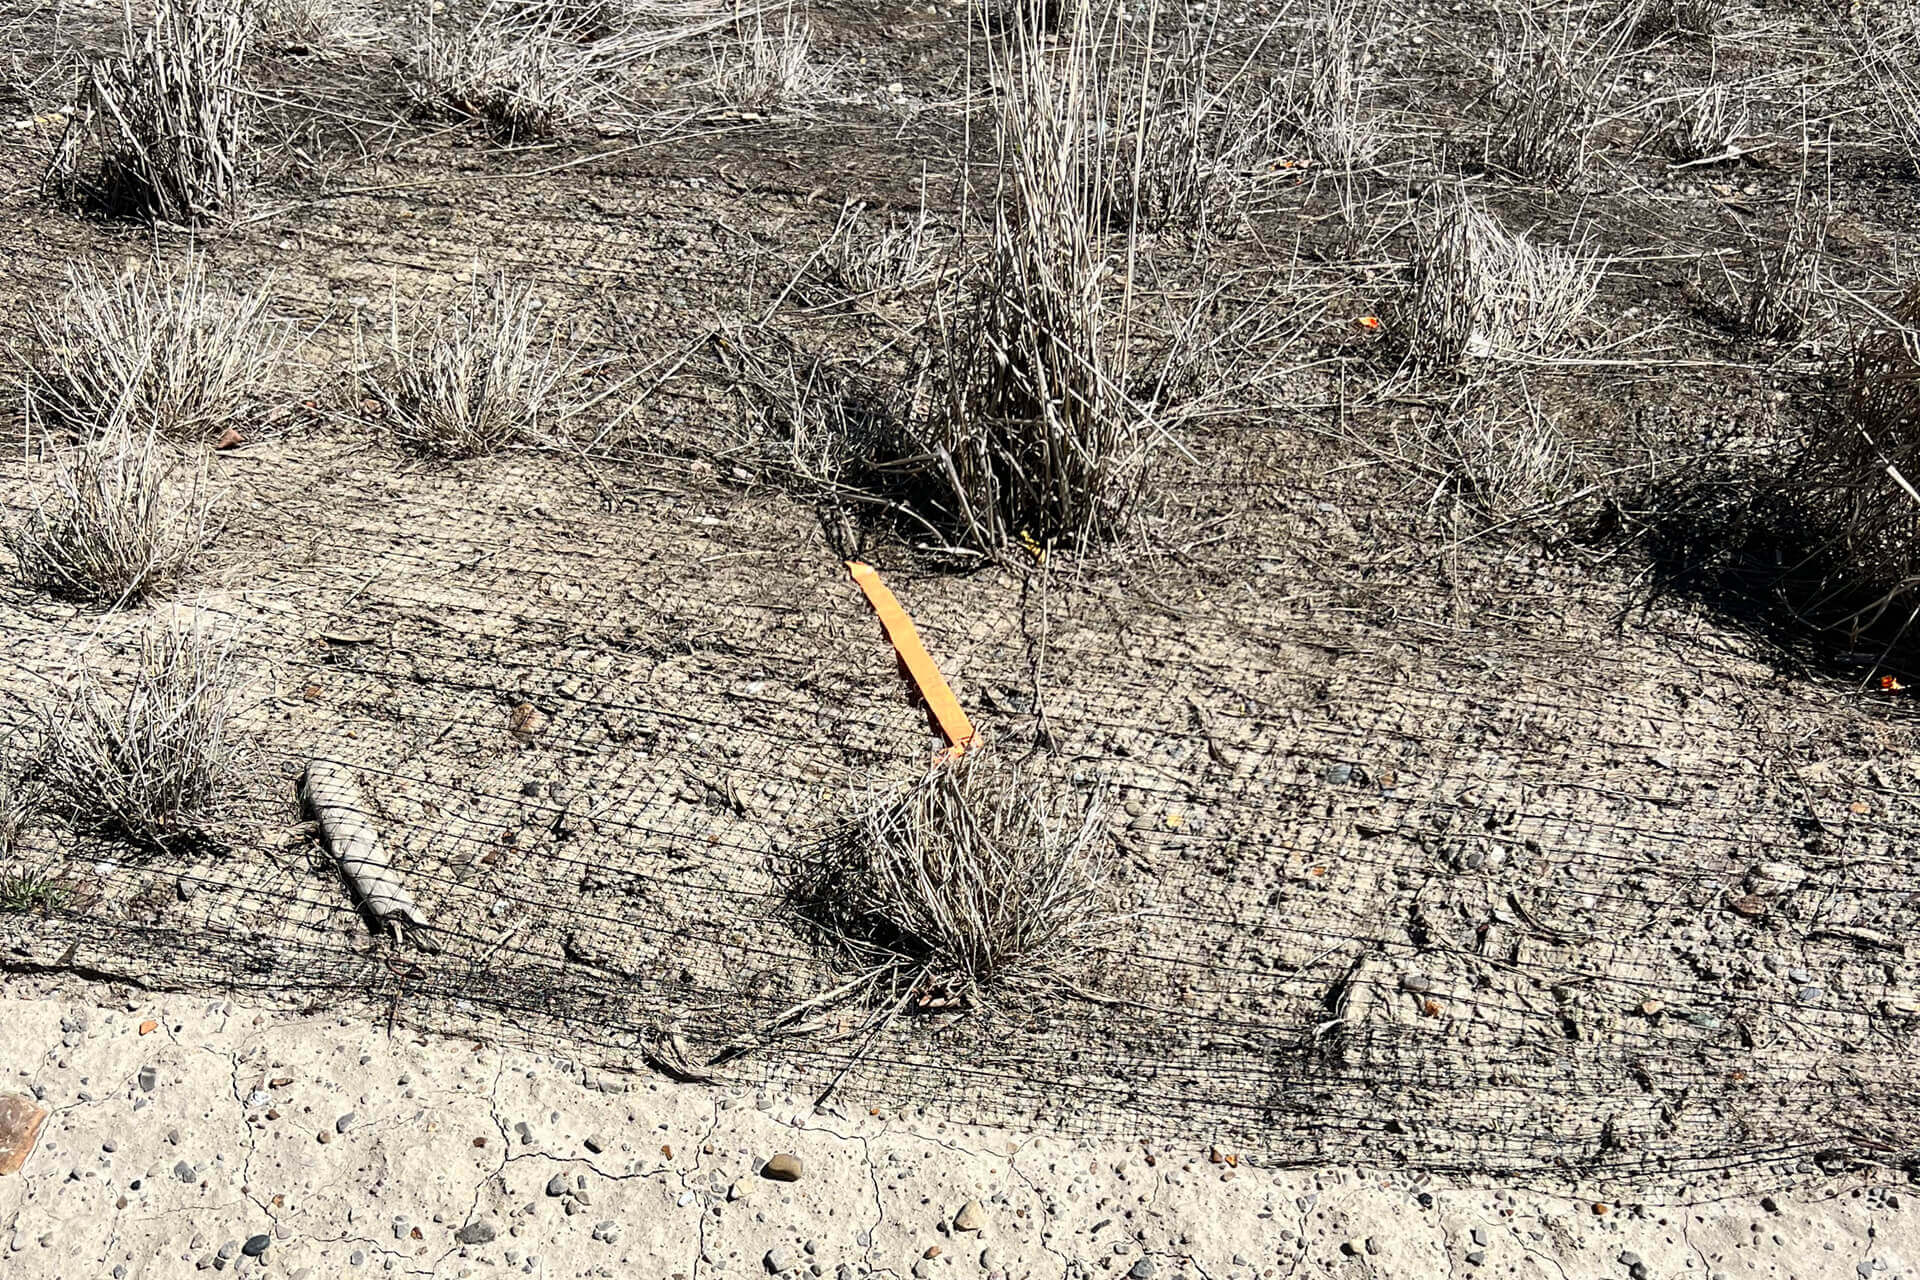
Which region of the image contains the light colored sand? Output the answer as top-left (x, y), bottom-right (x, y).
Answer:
top-left (1, 980), bottom-right (1912, 1279)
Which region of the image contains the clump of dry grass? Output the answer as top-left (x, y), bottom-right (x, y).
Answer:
top-left (1281, 0), bottom-right (1382, 172)
top-left (5, 423), bottom-right (211, 608)
top-left (801, 198), bottom-right (950, 304)
top-left (249, 0), bottom-right (379, 54)
top-left (714, 322), bottom-right (911, 493)
top-left (28, 258), bottom-right (292, 441)
top-left (1713, 196), bottom-right (1828, 342)
top-left (916, 6), bottom-right (1211, 553)
top-left (1616, 0), bottom-right (1724, 42)
top-left (707, 5), bottom-right (830, 109)
top-left (366, 272), bottom-right (579, 458)
top-left (1399, 196), bottom-right (1604, 371)
top-left (404, 12), bottom-right (611, 138)
top-left (795, 753), bottom-right (1114, 1007)
top-left (1419, 379), bottom-right (1588, 522)
top-left (1485, 16), bottom-right (1619, 181)
top-left (43, 629), bottom-right (239, 851)
top-left (1652, 82), bottom-right (1748, 162)
top-left (46, 0), bottom-right (250, 222)
top-left (0, 739), bottom-right (39, 859)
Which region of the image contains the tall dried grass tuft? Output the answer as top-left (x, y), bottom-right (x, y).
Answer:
top-left (795, 752), bottom-right (1113, 1006)
top-left (29, 258), bottom-right (292, 441)
top-left (46, 0), bottom-right (250, 221)
top-left (6, 422), bottom-right (211, 608)
top-left (707, 5), bottom-right (830, 108)
top-left (1485, 16), bottom-right (1619, 181)
top-left (404, 11), bottom-right (612, 138)
top-left (366, 272), bottom-right (578, 458)
top-left (1399, 196), bottom-right (1603, 371)
top-left (43, 629), bottom-right (239, 851)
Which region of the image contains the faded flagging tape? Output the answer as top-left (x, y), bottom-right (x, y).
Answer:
top-left (847, 561), bottom-right (977, 756)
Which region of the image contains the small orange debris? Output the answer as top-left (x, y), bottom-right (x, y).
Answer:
top-left (1851, 800), bottom-right (1870, 814)
top-left (1882, 675), bottom-right (1905, 692)
top-left (1593, 1202), bottom-right (1610, 1215)
top-left (1422, 999), bottom-right (1442, 1018)
top-left (302, 685), bottom-right (323, 702)
top-left (138, 1020), bottom-right (157, 1036)
top-left (1357, 315), bottom-right (1382, 330)
top-left (661, 1145), bottom-right (672, 1159)
top-left (1311, 866), bottom-right (1326, 876)
top-left (214, 427), bottom-right (244, 450)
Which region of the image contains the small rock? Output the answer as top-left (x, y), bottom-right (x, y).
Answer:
top-left (727, 1180), bottom-right (750, 1202)
top-left (1466, 1250), bottom-right (1485, 1266)
top-left (138, 1067), bottom-right (157, 1093)
top-left (546, 1174), bottom-right (569, 1197)
top-left (455, 1222), bottom-right (496, 1246)
top-left (0, 1096), bottom-right (49, 1177)
top-left (1620, 1252), bottom-right (1642, 1268)
top-left (217, 1240), bottom-right (238, 1260)
top-left (762, 1153), bottom-right (803, 1182)
top-left (174, 1161), bottom-right (196, 1183)
top-left (584, 1135), bottom-right (606, 1154)
top-left (591, 1221), bottom-right (620, 1244)
top-left (335, 1113), bottom-right (355, 1134)
top-left (1129, 1260), bottom-right (1156, 1280)
top-left (954, 1201), bottom-right (986, 1232)
top-left (767, 1246), bottom-right (797, 1273)
top-left (138, 1020), bottom-right (158, 1036)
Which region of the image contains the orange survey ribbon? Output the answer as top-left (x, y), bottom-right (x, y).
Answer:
top-left (847, 561), bottom-right (977, 757)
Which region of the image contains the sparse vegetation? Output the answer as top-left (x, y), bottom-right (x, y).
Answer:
top-left (0, 741), bottom-right (39, 859)
top-left (1716, 197), bottom-right (1827, 342)
top-left (1399, 195), bottom-right (1603, 370)
top-left (1420, 378), bottom-right (1588, 522)
top-left (1282, 0), bottom-right (1382, 173)
top-left (43, 629), bottom-right (239, 852)
top-left (249, 0), bottom-right (379, 54)
top-left (1653, 82), bottom-right (1748, 162)
top-left (28, 259), bottom-right (292, 441)
top-left (1485, 16), bottom-right (1617, 181)
top-left (366, 272), bottom-right (579, 458)
top-left (5, 422), bottom-right (211, 608)
top-left (45, 0), bottom-right (250, 221)
top-left (794, 752), bottom-right (1114, 1006)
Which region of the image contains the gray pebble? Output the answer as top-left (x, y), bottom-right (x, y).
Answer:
top-left (767, 1246), bottom-right (797, 1273)
top-left (1130, 1260), bottom-right (1156, 1280)
top-left (546, 1174), bottom-right (570, 1197)
top-left (349, 1251), bottom-right (365, 1267)
top-left (1471, 1228), bottom-right (1486, 1246)
top-left (584, 1135), bottom-right (606, 1154)
top-left (243, 1236), bottom-right (268, 1258)
top-left (455, 1222), bottom-right (496, 1245)
top-left (1466, 1250), bottom-right (1485, 1266)
top-left (217, 1240), bottom-right (238, 1260)
top-left (592, 1221), bottom-right (620, 1244)
top-left (138, 1066), bottom-right (157, 1093)
top-left (173, 1161), bottom-right (196, 1184)
top-left (335, 1113), bottom-right (355, 1134)
top-left (1620, 1252), bottom-right (1641, 1267)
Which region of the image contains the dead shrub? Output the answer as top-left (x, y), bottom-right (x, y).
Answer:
top-left (1485, 16), bottom-right (1619, 181)
top-left (714, 322), bottom-right (912, 493)
top-left (1652, 82), bottom-right (1747, 162)
top-left (404, 12), bottom-right (611, 138)
top-left (707, 5), bottom-right (830, 109)
top-left (794, 752), bottom-right (1114, 1008)
top-left (1708, 196), bottom-right (1827, 343)
top-left (249, 0), bottom-right (379, 54)
top-left (29, 258), bottom-right (292, 441)
top-left (46, 0), bottom-right (250, 222)
top-left (1399, 196), bottom-right (1604, 371)
top-left (366, 272), bottom-right (579, 458)
top-left (1614, 0), bottom-right (1724, 41)
top-left (6, 423), bottom-right (212, 608)
top-left (1414, 379), bottom-right (1587, 522)
top-left (43, 629), bottom-right (239, 851)
top-left (1281, 0), bottom-right (1382, 173)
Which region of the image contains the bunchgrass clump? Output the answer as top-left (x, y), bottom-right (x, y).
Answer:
top-left (46, 0), bottom-right (250, 221)
top-left (6, 422), bottom-right (211, 608)
top-left (0, 741), bottom-right (39, 859)
top-left (249, 0), bottom-right (379, 54)
top-left (404, 12), bottom-right (611, 139)
top-left (795, 753), bottom-right (1113, 1007)
top-left (1282, 0), bottom-right (1382, 173)
top-left (1717, 195), bottom-right (1828, 343)
top-left (707, 5), bottom-right (830, 109)
top-left (1485, 16), bottom-right (1619, 181)
top-left (43, 629), bottom-right (238, 851)
top-left (1653, 82), bottom-right (1747, 163)
top-left (28, 258), bottom-right (292, 441)
top-left (1400, 196), bottom-right (1604, 370)
top-left (366, 272), bottom-right (578, 458)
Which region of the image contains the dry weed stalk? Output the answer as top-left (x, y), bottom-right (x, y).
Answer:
top-left (43, 628), bottom-right (239, 851)
top-left (47, 0), bottom-right (250, 221)
top-left (707, 5), bottom-right (830, 108)
top-left (715, 322), bottom-right (909, 491)
top-left (367, 272), bottom-right (578, 457)
top-left (1615, 0), bottom-right (1723, 41)
top-left (405, 10), bottom-right (614, 138)
top-left (1400, 196), bottom-right (1603, 371)
top-left (796, 753), bottom-right (1113, 1006)
top-left (1423, 379), bottom-right (1585, 521)
top-left (802, 198), bottom-right (950, 303)
top-left (0, 740), bottom-right (38, 859)
top-left (6, 422), bottom-right (211, 608)
top-left (29, 259), bottom-right (292, 441)
top-left (1718, 195), bottom-right (1827, 343)
top-left (249, 0), bottom-right (379, 54)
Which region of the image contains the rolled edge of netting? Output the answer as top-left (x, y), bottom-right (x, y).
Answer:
top-left (301, 758), bottom-right (428, 934)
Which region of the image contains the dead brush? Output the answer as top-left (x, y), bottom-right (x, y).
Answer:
top-left (790, 752), bottom-right (1115, 1011)
top-left (404, 9), bottom-right (613, 138)
top-left (46, 0), bottom-right (250, 222)
top-left (915, 3), bottom-right (1208, 553)
top-left (42, 628), bottom-right (239, 851)
top-left (1613, 0), bottom-right (1723, 42)
top-left (28, 258), bottom-right (292, 441)
top-left (1399, 195), bottom-right (1604, 371)
top-left (1704, 196), bottom-right (1828, 343)
top-left (366, 272), bottom-right (579, 458)
top-left (1415, 378), bottom-right (1587, 522)
top-left (248, 0), bottom-right (380, 54)
top-left (706, 4), bottom-right (830, 109)
top-left (800, 198), bottom-right (951, 305)
top-left (1651, 82), bottom-right (1748, 163)
top-left (6, 421), bottom-right (212, 608)
top-left (0, 740), bottom-right (39, 859)
top-left (714, 321), bottom-right (911, 492)
top-left (1484, 16), bottom-right (1620, 181)
top-left (1280, 0), bottom-right (1382, 173)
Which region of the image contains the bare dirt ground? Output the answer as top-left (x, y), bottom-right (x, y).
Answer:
top-left (3, 0), bottom-right (1920, 1269)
